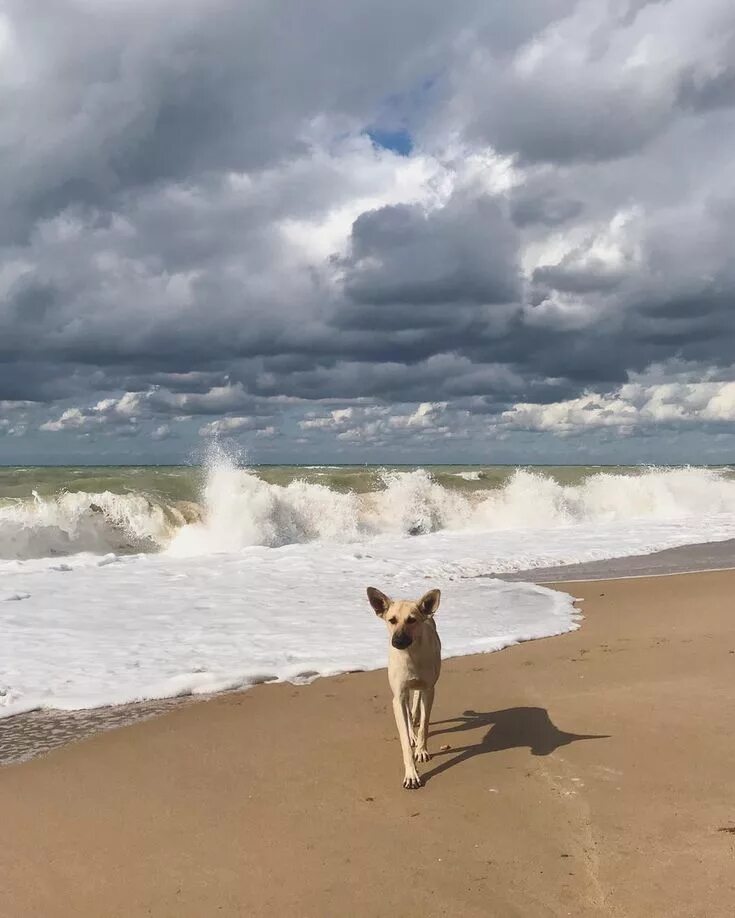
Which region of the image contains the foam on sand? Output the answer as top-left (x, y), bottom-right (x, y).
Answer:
top-left (0, 550), bottom-right (580, 718)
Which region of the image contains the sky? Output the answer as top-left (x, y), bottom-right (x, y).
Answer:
top-left (1, 0), bottom-right (735, 465)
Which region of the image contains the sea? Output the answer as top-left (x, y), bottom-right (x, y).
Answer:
top-left (2, 453), bottom-right (735, 720)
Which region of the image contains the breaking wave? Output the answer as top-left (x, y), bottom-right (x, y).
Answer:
top-left (0, 490), bottom-right (195, 560)
top-left (2, 453), bottom-right (735, 560)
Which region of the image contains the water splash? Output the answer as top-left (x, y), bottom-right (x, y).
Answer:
top-left (2, 453), bottom-right (735, 560)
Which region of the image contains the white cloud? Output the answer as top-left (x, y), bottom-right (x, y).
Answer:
top-left (38, 383), bottom-right (261, 435)
top-left (388, 402), bottom-right (448, 429)
top-left (151, 424), bottom-right (172, 441)
top-left (300, 401), bottom-right (461, 444)
top-left (503, 380), bottom-right (735, 435)
top-left (197, 416), bottom-right (258, 437)
top-left (40, 408), bottom-right (89, 432)
top-left (299, 407), bottom-right (355, 430)
top-left (40, 394), bottom-right (146, 433)
top-left (169, 383), bottom-right (252, 415)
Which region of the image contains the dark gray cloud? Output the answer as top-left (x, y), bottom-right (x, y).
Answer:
top-left (509, 188), bottom-right (583, 228)
top-left (1, 0), bottom-right (734, 462)
top-left (341, 192), bottom-right (520, 306)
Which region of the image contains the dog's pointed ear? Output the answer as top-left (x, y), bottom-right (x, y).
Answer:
top-left (418, 588), bottom-right (441, 617)
top-left (366, 586), bottom-right (391, 617)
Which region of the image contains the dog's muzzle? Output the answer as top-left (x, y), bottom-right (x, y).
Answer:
top-left (391, 632), bottom-right (413, 650)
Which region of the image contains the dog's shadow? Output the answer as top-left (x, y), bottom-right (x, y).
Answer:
top-left (422, 707), bottom-right (608, 783)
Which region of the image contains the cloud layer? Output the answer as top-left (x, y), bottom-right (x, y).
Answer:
top-left (1, 0), bottom-right (734, 463)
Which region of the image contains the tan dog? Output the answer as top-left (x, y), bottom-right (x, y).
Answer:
top-left (367, 586), bottom-right (441, 789)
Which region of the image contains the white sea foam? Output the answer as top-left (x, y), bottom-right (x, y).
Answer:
top-left (166, 462), bottom-right (735, 555)
top-left (2, 460), bottom-right (735, 560)
top-left (2, 455), bottom-right (735, 717)
top-left (0, 490), bottom-right (181, 559)
top-left (167, 458), bottom-right (362, 554)
top-left (0, 543), bottom-right (581, 718)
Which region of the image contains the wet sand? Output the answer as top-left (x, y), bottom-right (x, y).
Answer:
top-left (2, 569), bottom-right (735, 916)
top-left (0, 695), bottom-right (200, 768)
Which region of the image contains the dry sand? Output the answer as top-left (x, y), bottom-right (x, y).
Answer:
top-left (2, 569), bottom-right (735, 917)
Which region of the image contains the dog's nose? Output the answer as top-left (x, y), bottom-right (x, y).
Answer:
top-left (392, 633), bottom-right (412, 649)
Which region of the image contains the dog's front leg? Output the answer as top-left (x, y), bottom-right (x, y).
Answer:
top-left (414, 685), bottom-right (434, 763)
top-left (393, 694), bottom-right (421, 789)
top-left (408, 690), bottom-right (420, 746)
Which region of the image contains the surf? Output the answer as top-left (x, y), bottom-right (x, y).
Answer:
top-left (1, 452), bottom-right (734, 561)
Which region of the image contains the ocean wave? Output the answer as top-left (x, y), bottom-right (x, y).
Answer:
top-left (2, 456), bottom-right (735, 560)
top-left (0, 490), bottom-right (194, 560)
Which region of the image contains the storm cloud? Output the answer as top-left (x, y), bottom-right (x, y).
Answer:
top-left (1, 0), bottom-right (734, 463)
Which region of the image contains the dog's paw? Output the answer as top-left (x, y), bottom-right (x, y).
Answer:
top-left (414, 748), bottom-right (431, 763)
top-left (403, 773), bottom-right (423, 789)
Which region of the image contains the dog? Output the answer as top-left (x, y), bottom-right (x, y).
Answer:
top-left (366, 586), bottom-right (441, 789)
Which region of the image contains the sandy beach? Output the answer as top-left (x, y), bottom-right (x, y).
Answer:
top-left (2, 568), bottom-right (735, 917)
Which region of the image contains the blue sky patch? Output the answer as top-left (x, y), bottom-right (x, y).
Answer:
top-left (365, 127), bottom-right (414, 156)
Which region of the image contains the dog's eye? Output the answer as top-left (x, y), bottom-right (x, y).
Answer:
top-left (389, 616), bottom-right (398, 625)
top-left (406, 616), bottom-right (416, 624)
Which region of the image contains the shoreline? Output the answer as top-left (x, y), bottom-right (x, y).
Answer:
top-left (1, 538), bottom-right (732, 768)
top-left (2, 569), bottom-right (734, 916)
top-left (497, 536), bottom-right (734, 582)
top-left (0, 694), bottom-right (202, 768)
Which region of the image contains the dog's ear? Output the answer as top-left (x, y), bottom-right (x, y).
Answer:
top-left (366, 586), bottom-right (391, 617)
top-left (418, 588), bottom-right (441, 617)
